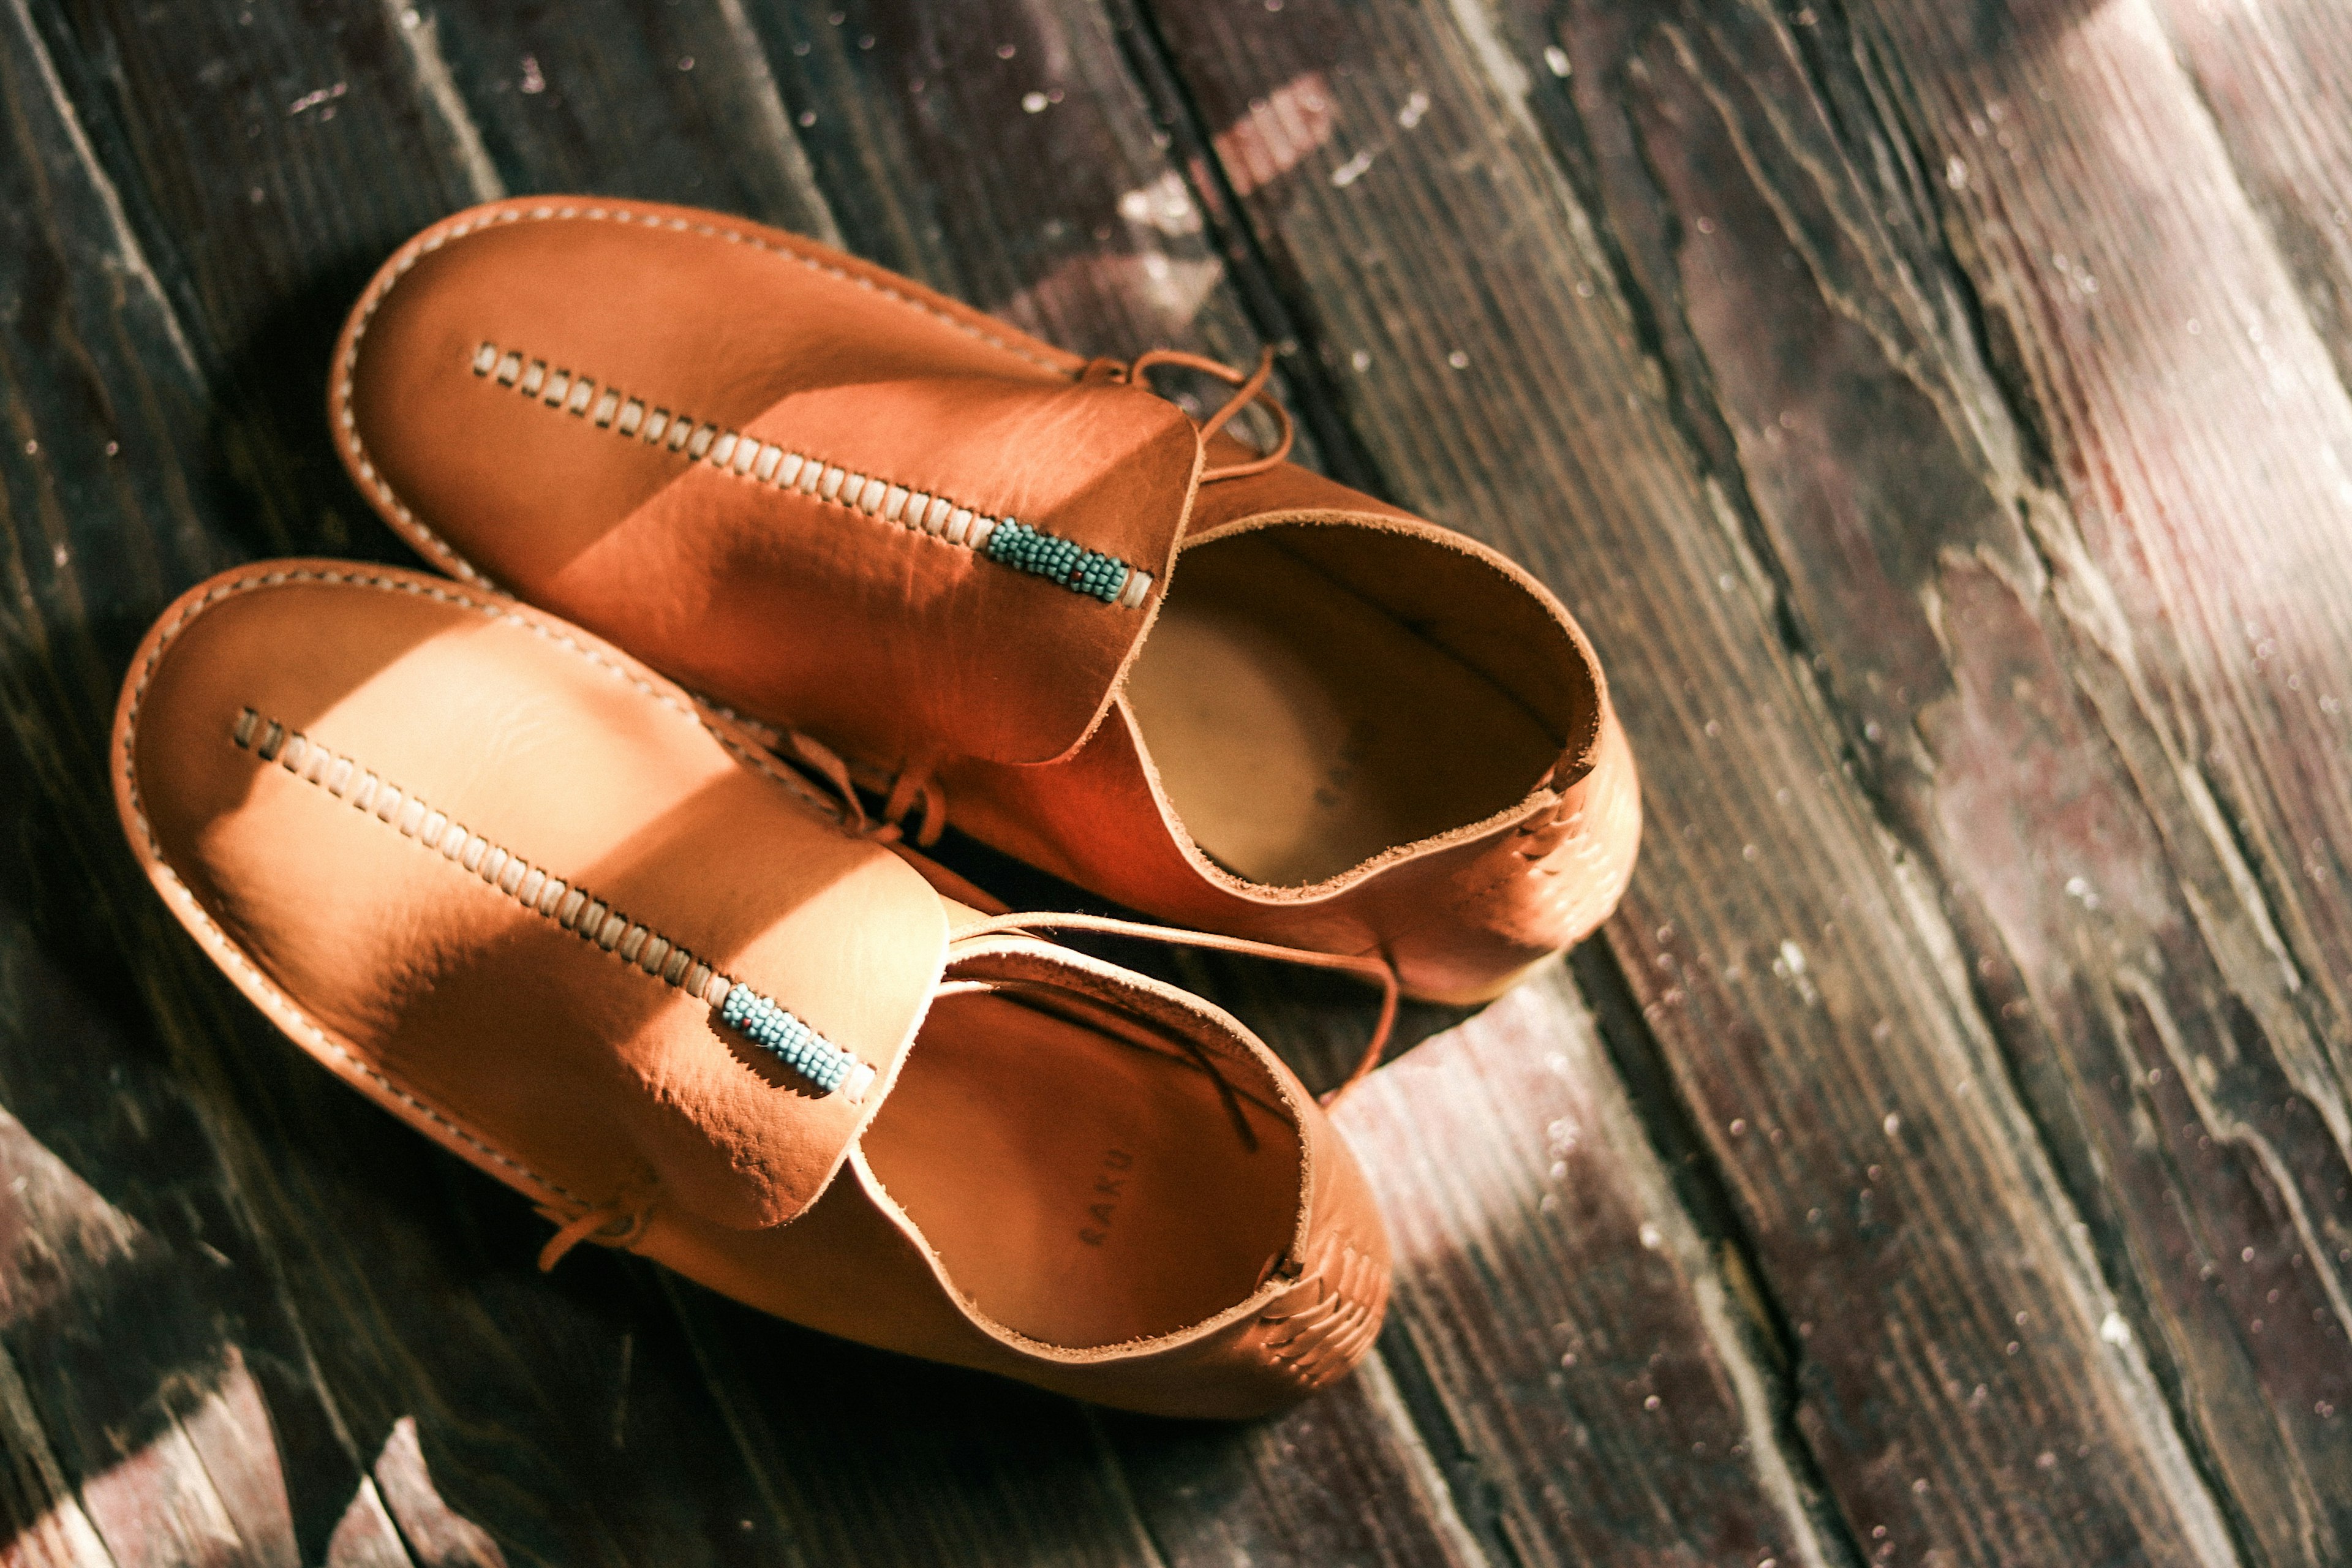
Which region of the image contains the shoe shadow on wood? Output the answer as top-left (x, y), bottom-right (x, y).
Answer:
top-left (202, 259), bottom-right (421, 570)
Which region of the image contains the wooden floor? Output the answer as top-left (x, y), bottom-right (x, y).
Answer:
top-left (5, 0), bottom-right (2350, 1562)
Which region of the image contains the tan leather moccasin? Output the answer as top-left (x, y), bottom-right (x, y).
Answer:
top-left (332, 198), bottom-right (1640, 1005)
top-left (113, 562), bottom-right (1389, 1417)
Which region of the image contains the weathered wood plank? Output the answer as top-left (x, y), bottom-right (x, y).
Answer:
top-left (0, 1332), bottom-right (119, 1568)
top-left (1834, 0), bottom-right (2352, 1166)
top-left (1340, 973), bottom-right (1840, 1567)
top-left (747, 0), bottom-right (1267, 369)
top-left (0, 8), bottom-right (383, 1558)
top-left (418, 0), bottom-right (838, 241)
top-left (1141, 0), bottom-right (2249, 1560)
top-left (321, 1477), bottom-right (416, 1568)
top-left (1092, 1360), bottom-right (1484, 1568)
top-left (1497, 2), bottom-right (2352, 1561)
top-left (2155, 0), bottom-right (2352, 429)
top-left (26, 0), bottom-right (483, 565)
top-left (657, 1286), bottom-right (1167, 1568)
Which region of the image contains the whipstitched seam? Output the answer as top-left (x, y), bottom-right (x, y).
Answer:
top-left (116, 568), bottom-right (869, 1204)
top-left (336, 200), bottom-right (1066, 594)
top-left (1255, 1235), bottom-right (1384, 1385)
top-left (226, 705), bottom-right (870, 1099)
top-left (464, 336), bottom-right (1153, 608)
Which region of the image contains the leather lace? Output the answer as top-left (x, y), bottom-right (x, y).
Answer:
top-left (1084, 345), bottom-right (1295, 481)
top-left (538, 1168), bottom-right (661, 1272)
top-left (760, 733), bottom-right (1401, 1100)
top-left (957, 910), bottom-right (1398, 1106)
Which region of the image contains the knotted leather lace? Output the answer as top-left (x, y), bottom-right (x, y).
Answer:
top-left (1082, 345), bottom-right (1295, 482)
top-left (538, 1167), bottom-right (662, 1272)
top-left (760, 725), bottom-right (1401, 1103)
top-left (766, 736), bottom-right (1400, 1093)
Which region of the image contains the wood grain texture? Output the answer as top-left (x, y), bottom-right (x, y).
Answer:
top-left (2158, 0), bottom-right (2352, 395)
top-left (1140, 0), bottom-right (2252, 1561)
top-left (1338, 973), bottom-right (1838, 1567)
top-left (0, 7), bottom-right (388, 1560)
top-left (749, 0), bottom-right (1251, 362)
top-left (1836, 0), bottom-right (2352, 1202)
top-left (1487, 1), bottom-right (2352, 1561)
top-left (418, 0), bottom-right (839, 241)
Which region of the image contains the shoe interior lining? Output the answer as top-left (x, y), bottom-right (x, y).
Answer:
top-left (1126, 526), bottom-right (1591, 887)
top-left (859, 978), bottom-right (1300, 1348)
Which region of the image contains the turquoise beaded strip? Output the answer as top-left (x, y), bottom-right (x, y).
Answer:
top-left (719, 987), bottom-right (856, 1095)
top-left (469, 339), bottom-right (1155, 608)
top-left (982, 519), bottom-right (1134, 603)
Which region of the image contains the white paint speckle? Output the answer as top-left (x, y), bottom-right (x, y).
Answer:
top-left (2100, 1311), bottom-right (2131, 1346)
top-left (1396, 89), bottom-right (1429, 129)
top-left (1638, 1223), bottom-right (1663, 1250)
top-left (287, 81), bottom-right (347, 116)
top-left (1021, 91), bottom-right (1049, 113)
top-left (1544, 45), bottom-right (1571, 77)
top-left (1115, 172), bottom-right (1199, 236)
top-left (1330, 148), bottom-right (1376, 188)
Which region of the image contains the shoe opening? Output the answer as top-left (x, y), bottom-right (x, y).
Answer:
top-left (859, 951), bottom-right (1303, 1349)
top-left (1126, 522), bottom-right (1597, 886)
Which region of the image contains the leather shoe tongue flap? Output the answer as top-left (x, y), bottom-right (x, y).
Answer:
top-left (128, 571), bottom-right (951, 1238)
top-left (573, 374), bottom-right (1203, 768)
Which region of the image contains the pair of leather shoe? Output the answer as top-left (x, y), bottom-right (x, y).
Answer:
top-left (114, 200), bottom-right (1638, 1417)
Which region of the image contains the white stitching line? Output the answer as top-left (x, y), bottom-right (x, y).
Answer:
top-left (465, 336), bottom-right (1156, 609)
top-left (226, 704), bottom-right (875, 1101)
top-left (124, 570), bottom-right (834, 823)
top-left (336, 201), bottom-right (1064, 588)
top-left (117, 568), bottom-right (873, 1193)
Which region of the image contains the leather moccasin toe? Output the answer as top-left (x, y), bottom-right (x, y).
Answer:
top-left (114, 561), bottom-right (1387, 1417)
top-left (334, 197), bottom-right (1640, 1005)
